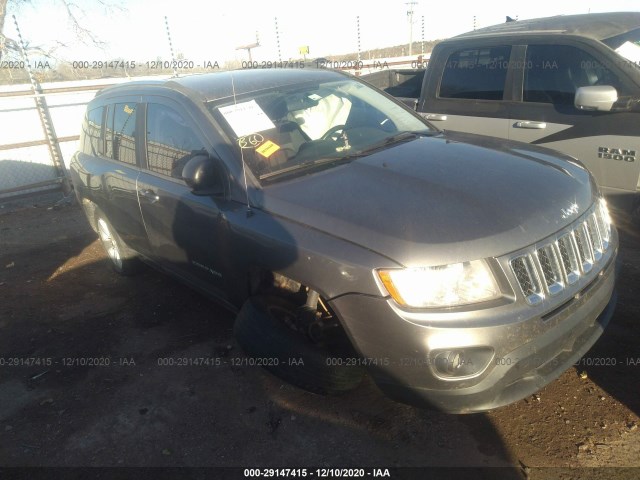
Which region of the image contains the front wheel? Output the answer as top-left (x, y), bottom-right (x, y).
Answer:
top-left (95, 212), bottom-right (141, 276)
top-left (632, 197), bottom-right (640, 227)
top-left (234, 295), bottom-right (364, 395)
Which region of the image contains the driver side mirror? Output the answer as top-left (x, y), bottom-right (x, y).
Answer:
top-left (575, 85), bottom-right (618, 112)
top-left (182, 154), bottom-right (226, 196)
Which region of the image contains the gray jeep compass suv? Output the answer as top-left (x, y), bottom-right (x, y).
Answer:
top-left (70, 68), bottom-right (617, 413)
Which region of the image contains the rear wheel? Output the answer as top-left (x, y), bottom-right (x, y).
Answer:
top-left (95, 212), bottom-right (141, 276)
top-left (234, 295), bottom-right (364, 395)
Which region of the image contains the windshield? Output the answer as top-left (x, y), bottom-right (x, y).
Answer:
top-left (207, 78), bottom-right (434, 182)
top-left (604, 27), bottom-right (640, 72)
top-left (615, 41), bottom-right (640, 70)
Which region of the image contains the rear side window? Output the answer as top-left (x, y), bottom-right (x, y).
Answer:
top-left (105, 103), bottom-right (138, 165)
top-left (145, 103), bottom-right (205, 179)
top-left (83, 107), bottom-right (103, 156)
top-left (524, 45), bottom-right (626, 105)
top-left (439, 46), bottom-right (511, 100)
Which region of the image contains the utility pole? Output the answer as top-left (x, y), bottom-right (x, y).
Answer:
top-left (421, 15), bottom-right (425, 56)
top-left (406, 1), bottom-right (417, 56)
top-left (274, 17), bottom-right (282, 62)
top-left (356, 16), bottom-right (361, 63)
top-left (164, 16), bottom-right (178, 77)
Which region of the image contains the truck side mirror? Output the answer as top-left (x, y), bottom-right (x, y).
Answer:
top-left (182, 154), bottom-right (226, 196)
top-left (575, 86), bottom-right (618, 112)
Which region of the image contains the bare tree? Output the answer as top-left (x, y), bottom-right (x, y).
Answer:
top-left (0, 0), bottom-right (121, 61)
top-left (0, 0), bottom-right (20, 58)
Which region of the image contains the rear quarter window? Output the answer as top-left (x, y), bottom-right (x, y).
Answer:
top-left (82, 106), bottom-right (104, 156)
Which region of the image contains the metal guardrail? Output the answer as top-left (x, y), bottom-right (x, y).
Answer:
top-left (0, 83), bottom-right (110, 201)
top-left (0, 89), bottom-right (85, 201)
top-left (0, 136), bottom-right (80, 152)
top-left (1, 69), bottom-right (171, 201)
top-left (0, 83), bottom-right (116, 98)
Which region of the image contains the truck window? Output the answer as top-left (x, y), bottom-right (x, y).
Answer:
top-left (145, 103), bottom-right (205, 179)
top-left (524, 45), bottom-right (626, 105)
top-left (439, 46), bottom-right (511, 100)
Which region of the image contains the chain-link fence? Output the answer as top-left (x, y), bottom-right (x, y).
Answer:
top-left (0, 79), bottom-right (131, 202)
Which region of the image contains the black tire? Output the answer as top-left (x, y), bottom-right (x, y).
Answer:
top-left (234, 295), bottom-right (364, 395)
top-left (94, 211), bottom-right (142, 276)
top-left (632, 198), bottom-right (640, 227)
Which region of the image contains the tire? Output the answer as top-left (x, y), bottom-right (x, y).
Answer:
top-left (234, 295), bottom-right (364, 395)
top-left (94, 211), bottom-right (141, 276)
top-left (632, 198), bottom-right (640, 227)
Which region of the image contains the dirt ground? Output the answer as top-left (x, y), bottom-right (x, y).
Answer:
top-left (0, 197), bottom-right (639, 479)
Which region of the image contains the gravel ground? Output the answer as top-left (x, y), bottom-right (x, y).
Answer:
top-left (0, 198), bottom-right (638, 479)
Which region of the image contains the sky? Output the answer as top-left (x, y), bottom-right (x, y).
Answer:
top-left (4, 0), bottom-right (640, 64)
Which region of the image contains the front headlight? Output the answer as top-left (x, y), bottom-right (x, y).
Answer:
top-left (377, 260), bottom-right (500, 308)
top-left (594, 196), bottom-right (613, 249)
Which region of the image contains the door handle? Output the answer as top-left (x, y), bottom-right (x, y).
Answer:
top-left (514, 121), bottom-right (547, 129)
top-left (422, 113), bottom-right (448, 121)
top-left (139, 189), bottom-right (160, 203)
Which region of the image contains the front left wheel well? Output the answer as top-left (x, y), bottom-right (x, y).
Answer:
top-left (245, 268), bottom-right (356, 349)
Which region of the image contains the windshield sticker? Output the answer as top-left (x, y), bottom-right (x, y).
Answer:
top-left (218, 100), bottom-right (275, 137)
top-left (308, 93), bottom-right (322, 101)
top-left (238, 133), bottom-right (264, 149)
top-left (256, 140), bottom-right (281, 158)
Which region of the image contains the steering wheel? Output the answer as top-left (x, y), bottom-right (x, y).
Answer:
top-left (321, 124), bottom-right (347, 141)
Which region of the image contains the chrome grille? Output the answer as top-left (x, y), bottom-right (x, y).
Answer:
top-left (509, 201), bottom-right (611, 305)
top-left (586, 215), bottom-right (603, 262)
top-left (597, 201), bottom-right (611, 246)
top-left (536, 244), bottom-right (563, 296)
top-left (511, 255), bottom-right (543, 304)
top-left (558, 234), bottom-right (580, 285)
top-left (575, 224), bottom-right (594, 273)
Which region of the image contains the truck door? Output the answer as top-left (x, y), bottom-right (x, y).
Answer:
top-left (508, 43), bottom-right (640, 195)
top-left (418, 44), bottom-right (513, 138)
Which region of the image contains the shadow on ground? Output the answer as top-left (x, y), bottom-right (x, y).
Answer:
top-left (0, 204), bottom-right (525, 477)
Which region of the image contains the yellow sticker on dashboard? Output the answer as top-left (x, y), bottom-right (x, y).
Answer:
top-left (256, 140), bottom-right (281, 158)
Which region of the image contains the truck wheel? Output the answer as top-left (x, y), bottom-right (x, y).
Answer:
top-left (632, 198), bottom-right (640, 227)
top-left (95, 211), bottom-right (141, 276)
top-left (234, 295), bottom-right (364, 395)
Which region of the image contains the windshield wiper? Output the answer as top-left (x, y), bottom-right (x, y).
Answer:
top-left (260, 152), bottom-right (364, 181)
top-left (356, 130), bottom-right (432, 155)
top-left (260, 130), bottom-right (434, 182)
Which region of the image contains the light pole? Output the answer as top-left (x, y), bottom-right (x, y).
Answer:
top-left (406, 1), bottom-right (417, 56)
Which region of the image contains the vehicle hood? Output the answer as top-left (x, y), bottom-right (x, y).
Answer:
top-left (258, 131), bottom-right (598, 267)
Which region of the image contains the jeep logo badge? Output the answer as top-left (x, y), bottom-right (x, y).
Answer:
top-left (598, 147), bottom-right (636, 162)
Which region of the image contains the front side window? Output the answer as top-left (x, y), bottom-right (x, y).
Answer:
top-left (524, 45), bottom-right (626, 105)
top-left (439, 46), bottom-right (512, 100)
top-left (145, 104), bottom-right (205, 178)
top-left (207, 78), bottom-right (433, 182)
